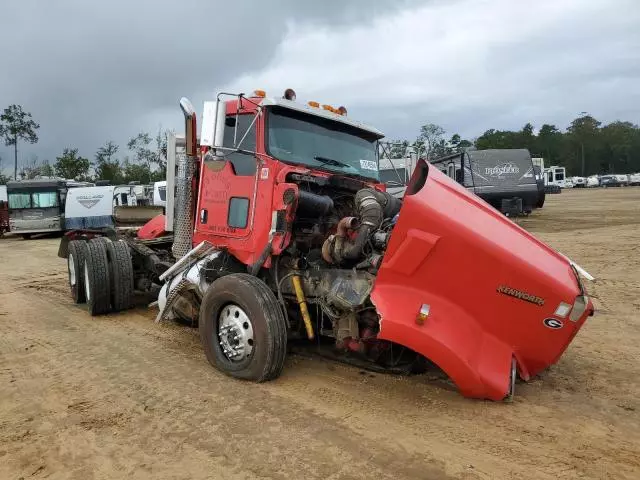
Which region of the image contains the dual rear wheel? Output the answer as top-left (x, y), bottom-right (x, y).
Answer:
top-left (67, 237), bottom-right (134, 315)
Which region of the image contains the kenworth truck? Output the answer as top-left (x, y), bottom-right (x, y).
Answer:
top-left (59, 89), bottom-right (594, 401)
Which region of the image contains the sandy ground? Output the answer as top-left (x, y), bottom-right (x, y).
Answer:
top-left (1, 188), bottom-right (639, 480)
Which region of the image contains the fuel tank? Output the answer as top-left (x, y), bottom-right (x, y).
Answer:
top-left (372, 160), bottom-right (593, 400)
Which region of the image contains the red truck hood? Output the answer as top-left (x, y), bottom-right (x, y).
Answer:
top-left (371, 160), bottom-right (593, 400)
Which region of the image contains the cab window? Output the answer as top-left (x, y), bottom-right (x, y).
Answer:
top-left (223, 114), bottom-right (257, 176)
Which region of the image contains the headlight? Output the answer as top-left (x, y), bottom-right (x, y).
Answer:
top-left (569, 295), bottom-right (589, 322)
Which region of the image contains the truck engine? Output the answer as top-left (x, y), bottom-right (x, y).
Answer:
top-left (274, 174), bottom-right (408, 367)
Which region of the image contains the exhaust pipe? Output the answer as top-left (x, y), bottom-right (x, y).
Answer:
top-left (172, 98), bottom-right (199, 259)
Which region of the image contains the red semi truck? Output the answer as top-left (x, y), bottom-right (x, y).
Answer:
top-left (59, 89), bottom-right (594, 400)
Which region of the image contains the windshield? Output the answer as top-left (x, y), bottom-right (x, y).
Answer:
top-left (267, 106), bottom-right (380, 180)
top-left (9, 193), bottom-right (31, 209)
top-left (8, 191), bottom-right (59, 209)
top-left (32, 192), bottom-right (58, 208)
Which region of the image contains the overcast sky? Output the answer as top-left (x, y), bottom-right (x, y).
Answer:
top-left (1, 0), bottom-right (639, 174)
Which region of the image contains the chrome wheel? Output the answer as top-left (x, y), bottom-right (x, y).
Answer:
top-left (84, 263), bottom-right (91, 302)
top-left (218, 304), bottom-right (254, 362)
top-left (68, 253), bottom-right (76, 286)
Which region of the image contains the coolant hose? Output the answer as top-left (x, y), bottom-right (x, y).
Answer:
top-left (291, 275), bottom-right (314, 340)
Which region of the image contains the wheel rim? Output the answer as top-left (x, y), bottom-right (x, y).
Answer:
top-left (84, 263), bottom-right (91, 301)
top-left (68, 253), bottom-right (76, 286)
top-left (217, 304), bottom-right (254, 362)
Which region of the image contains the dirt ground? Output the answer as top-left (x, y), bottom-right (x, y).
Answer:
top-left (1, 188), bottom-right (639, 480)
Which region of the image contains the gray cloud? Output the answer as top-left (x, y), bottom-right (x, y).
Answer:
top-left (1, 0), bottom-right (638, 175)
top-left (0, 0), bottom-right (423, 173)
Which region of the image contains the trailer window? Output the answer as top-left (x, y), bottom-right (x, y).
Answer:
top-left (8, 193), bottom-right (31, 209)
top-left (32, 191), bottom-right (59, 208)
top-left (158, 186), bottom-right (166, 201)
top-left (554, 171), bottom-right (565, 181)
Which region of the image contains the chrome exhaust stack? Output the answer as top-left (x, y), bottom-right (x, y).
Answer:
top-left (172, 97), bottom-right (198, 259)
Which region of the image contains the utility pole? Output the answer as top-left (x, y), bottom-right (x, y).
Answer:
top-left (581, 142), bottom-right (585, 177)
top-left (14, 134), bottom-right (18, 180)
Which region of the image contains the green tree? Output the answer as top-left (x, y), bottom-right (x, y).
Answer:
top-left (95, 141), bottom-right (123, 183)
top-left (122, 158), bottom-right (152, 184)
top-left (54, 148), bottom-right (90, 180)
top-left (39, 160), bottom-right (55, 177)
top-left (416, 123), bottom-right (445, 159)
top-left (566, 113), bottom-right (601, 176)
top-left (0, 104), bottom-right (40, 180)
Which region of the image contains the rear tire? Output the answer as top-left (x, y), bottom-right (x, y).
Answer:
top-left (67, 240), bottom-right (89, 304)
top-left (22, 234), bottom-right (32, 240)
top-left (536, 191), bottom-right (545, 208)
top-left (84, 238), bottom-right (112, 316)
top-left (199, 273), bottom-right (287, 382)
top-left (105, 240), bottom-right (134, 312)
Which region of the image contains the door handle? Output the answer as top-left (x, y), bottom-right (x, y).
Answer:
top-left (200, 208), bottom-right (208, 224)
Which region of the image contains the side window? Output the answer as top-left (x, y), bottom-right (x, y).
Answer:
top-left (447, 163), bottom-right (455, 179)
top-left (228, 197), bottom-right (249, 228)
top-left (223, 115), bottom-right (257, 176)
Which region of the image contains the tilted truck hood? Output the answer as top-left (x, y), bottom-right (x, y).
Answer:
top-left (371, 160), bottom-right (593, 400)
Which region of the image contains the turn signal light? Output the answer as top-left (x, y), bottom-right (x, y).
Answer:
top-left (253, 89), bottom-right (266, 98)
top-left (308, 101), bottom-right (320, 108)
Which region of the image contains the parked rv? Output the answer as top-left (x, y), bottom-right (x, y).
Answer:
top-left (615, 174), bottom-right (630, 186)
top-left (431, 149), bottom-right (539, 216)
top-left (6, 178), bottom-right (93, 238)
top-left (544, 166), bottom-right (567, 191)
top-left (378, 157), bottom-right (414, 198)
top-left (586, 175), bottom-right (600, 187)
top-left (153, 181), bottom-right (167, 208)
top-left (65, 185), bottom-right (163, 231)
top-left (628, 173), bottom-right (640, 186)
top-left (0, 185), bottom-right (8, 236)
top-left (569, 176), bottom-right (586, 188)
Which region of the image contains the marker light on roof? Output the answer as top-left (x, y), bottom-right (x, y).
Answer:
top-left (322, 105), bottom-right (335, 112)
top-left (308, 101), bottom-right (320, 108)
top-left (253, 89), bottom-right (266, 98)
top-left (284, 88), bottom-right (296, 101)
top-left (337, 106), bottom-right (347, 116)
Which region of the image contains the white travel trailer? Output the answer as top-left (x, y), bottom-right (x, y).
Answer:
top-left (586, 175), bottom-right (600, 187)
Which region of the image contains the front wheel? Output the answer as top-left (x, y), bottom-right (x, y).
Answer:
top-left (199, 273), bottom-right (287, 382)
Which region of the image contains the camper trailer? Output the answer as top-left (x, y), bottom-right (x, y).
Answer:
top-left (430, 149), bottom-right (539, 216)
top-left (378, 157), bottom-right (415, 198)
top-left (6, 178), bottom-right (92, 238)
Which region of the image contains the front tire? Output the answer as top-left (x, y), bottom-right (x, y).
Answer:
top-left (68, 240), bottom-right (89, 304)
top-left (199, 273), bottom-right (287, 382)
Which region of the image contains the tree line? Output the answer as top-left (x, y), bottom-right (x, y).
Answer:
top-left (0, 104), bottom-right (170, 185)
top-left (385, 113), bottom-right (640, 176)
top-left (3, 104), bottom-right (640, 185)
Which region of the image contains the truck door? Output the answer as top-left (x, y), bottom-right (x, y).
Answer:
top-left (194, 113), bottom-right (272, 263)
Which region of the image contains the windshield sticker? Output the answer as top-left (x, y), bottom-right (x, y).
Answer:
top-left (260, 167), bottom-right (269, 180)
top-left (360, 159), bottom-right (377, 171)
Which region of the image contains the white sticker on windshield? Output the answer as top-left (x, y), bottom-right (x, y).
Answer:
top-left (360, 159), bottom-right (377, 171)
